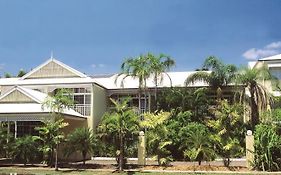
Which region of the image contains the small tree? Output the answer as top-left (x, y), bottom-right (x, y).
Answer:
top-left (36, 88), bottom-right (73, 170)
top-left (65, 127), bottom-right (96, 166)
top-left (17, 69), bottom-right (26, 77)
top-left (4, 72), bottom-right (12, 78)
top-left (97, 97), bottom-right (139, 171)
top-left (34, 119), bottom-right (68, 168)
top-left (141, 111), bottom-right (172, 166)
top-left (0, 125), bottom-right (13, 158)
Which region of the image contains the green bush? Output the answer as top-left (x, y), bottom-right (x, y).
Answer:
top-left (12, 136), bottom-right (39, 165)
top-left (254, 123), bottom-right (281, 171)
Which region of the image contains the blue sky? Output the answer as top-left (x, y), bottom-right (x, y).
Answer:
top-left (0, 0), bottom-right (281, 76)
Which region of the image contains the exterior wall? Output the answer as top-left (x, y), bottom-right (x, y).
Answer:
top-left (89, 83), bottom-right (107, 130)
top-left (59, 117), bottom-right (88, 161)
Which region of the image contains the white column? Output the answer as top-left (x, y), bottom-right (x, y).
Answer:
top-left (138, 131), bottom-right (146, 166)
top-left (14, 121), bottom-right (17, 138)
top-left (246, 130), bottom-right (254, 169)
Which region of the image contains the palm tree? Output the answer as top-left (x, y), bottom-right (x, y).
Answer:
top-left (97, 97), bottom-right (139, 171)
top-left (235, 65), bottom-right (277, 128)
top-left (34, 119), bottom-right (68, 169)
top-left (115, 55), bottom-right (151, 113)
top-left (65, 127), bottom-right (96, 166)
top-left (148, 53), bottom-right (175, 108)
top-left (180, 122), bottom-right (216, 165)
top-left (185, 56), bottom-right (237, 101)
top-left (40, 88), bottom-right (73, 170)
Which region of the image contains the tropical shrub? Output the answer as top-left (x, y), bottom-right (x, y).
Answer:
top-left (180, 122), bottom-right (216, 165)
top-left (254, 123), bottom-right (281, 171)
top-left (166, 110), bottom-right (192, 159)
top-left (208, 100), bottom-right (245, 166)
top-left (141, 111), bottom-right (172, 166)
top-left (12, 135), bottom-right (39, 166)
top-left (65, 127), bottom-right (96, 165)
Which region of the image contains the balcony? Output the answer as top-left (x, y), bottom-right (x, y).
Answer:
top-left (73, 104), bottom-right (91, 116)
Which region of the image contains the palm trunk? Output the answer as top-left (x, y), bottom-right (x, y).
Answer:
top-left (119, 133), bottom-right (124, 171)
top-left (154, 76), bottom-right (158, 111)
top-left (55, 144), bottom-right (58, 171)
top-left (83, 151), bottom-right (86, 166)
top-left (216, 87), bottom-right (223, 102)
top-left (250, 86), bottom-right (259, 129)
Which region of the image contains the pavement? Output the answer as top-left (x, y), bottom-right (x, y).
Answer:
top-left (90, 157), bottom-right (247, 167)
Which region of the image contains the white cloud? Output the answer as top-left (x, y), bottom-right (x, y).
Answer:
top-left (91, 64), bottom-right (106, 68)
top-left (242, 41), bottom-right (281, 60)
top-left (265, 41), bottom-right (281, 49)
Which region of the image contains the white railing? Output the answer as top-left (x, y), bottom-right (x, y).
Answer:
top-left (73, 104), bottom-right (91, 116)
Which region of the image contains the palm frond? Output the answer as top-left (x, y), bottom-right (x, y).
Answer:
top-left (185, 72), bottom-right (210, 86)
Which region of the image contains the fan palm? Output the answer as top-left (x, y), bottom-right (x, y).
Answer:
top-left (185, 56), bottom-right (237, 100)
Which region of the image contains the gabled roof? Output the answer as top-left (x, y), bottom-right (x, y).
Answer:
top-left (259, 53), bottom-right (281, 61)
top-left (21, 58), bottom-right (87, 79)
top-left (0, 86), bottom-right (47, 103)
top-left (0, 86), bottom-right (85, 118)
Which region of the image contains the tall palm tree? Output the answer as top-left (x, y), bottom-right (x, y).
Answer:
top-left (148, 53), bottom-right (175, 108)
top-left (116, 53), bottom-right (175, 113)
top-left (185, 56), bottom-right (237, 101)
top-left (235, 65), bottom-right (277, 128)
top-left (115, 54), bottom-right (152, 113)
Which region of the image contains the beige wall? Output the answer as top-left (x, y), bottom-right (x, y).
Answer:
top-left (88, 83), bottom-right (107, 130)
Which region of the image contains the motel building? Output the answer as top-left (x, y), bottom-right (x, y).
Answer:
top-left (0, 54), bottom-right (280, 140)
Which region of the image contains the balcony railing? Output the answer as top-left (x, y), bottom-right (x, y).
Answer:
top-left (73, 104), bottom-right (91, 116)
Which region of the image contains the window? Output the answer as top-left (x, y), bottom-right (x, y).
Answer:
top-left (270, 67), bottom-right (281, 80)
top-left (17, 121), bottom-right (42, 137)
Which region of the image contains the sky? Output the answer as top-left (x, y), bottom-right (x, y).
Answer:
top-left (0, 0), bottom-right (281, 76)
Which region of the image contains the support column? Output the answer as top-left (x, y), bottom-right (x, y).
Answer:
top-left (138, 131), bottom-right (146, 166)
top-left (246, 130), bottom-right (254, 169)
top-left (14, 121), bottom-right (17, 138)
